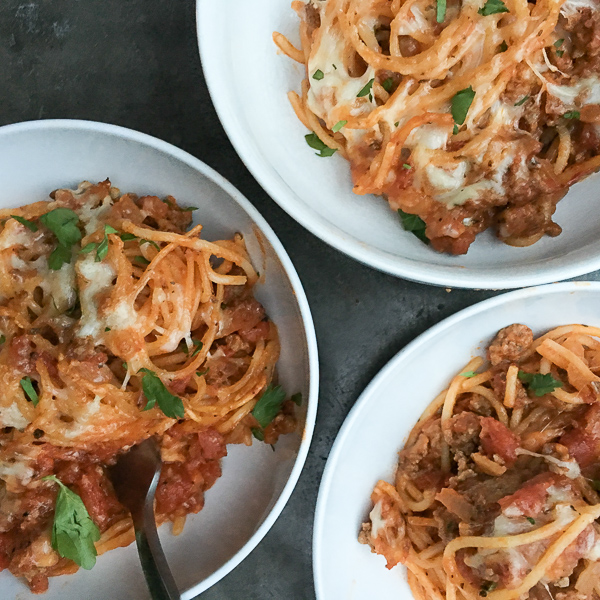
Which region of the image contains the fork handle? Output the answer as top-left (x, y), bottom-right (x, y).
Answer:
top-left (134, 528), bottom-right (180, 600)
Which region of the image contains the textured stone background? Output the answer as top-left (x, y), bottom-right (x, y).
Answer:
top-left (0, 1), bottom-right (597, 599)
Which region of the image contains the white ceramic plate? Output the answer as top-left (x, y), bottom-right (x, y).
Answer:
top-left (313, 281), bottom-right (600, 599)
top-left (197, 0), bottom-right (600, 289)
top-left (0, 120), bottom-right (318, 600)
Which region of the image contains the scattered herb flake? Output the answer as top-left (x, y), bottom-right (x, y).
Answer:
top-left (526, 516), bottom-right (536, 524)
top-left (291, 392), bottom-right (303, 406)
top-left (20, 377), bottom-right (39, 406)
top-left (181, 206), bottom-right (197, 211)
top-left (139, 368), bottom-right (184, 418)
top-left (312, 69), bottom-right (324, 80)
top-left (460, 371), bottom-right (477, 378)
top-left (451, 86), bottom-right (476, 127)
top-left (498, 40), bottom-right (508, 52)
top-left (332, 120), bottom-right (347, 133)
top-left (40, 208), bottom-right (81, 248)
top-left (382, 77), bottom-right (394, 92)
top-left (436, 0), bottom-right (447, 22)
top-left (556, 50), bottom-right (564, 57)
top-left (80, 242), bottom-right (97, 254)
top-left (305, 133), bottom-right (337, 157)
top-left (518, 371), bottom-right (563, 396)
top-left (357, 78), bottom-right (375, 101)
top-left (120, 233), bottom-right (137, 241)
top-left (479, 581), bottom-right (498, 597)
top-left (196, 368), bottom-right (209, 377)
top-left (564, 110), bottom-right (580, 119)
top-left (43, 475), bottom-right (100, 570)
top-left (252, 384), bottom-right (287, 428)
top-left (134, 255), bottom-right (151, 266)
top-left (191, 339), bottom-right (203, 357)
top-left (142, 239), bottom-right (160, 251)
top-left (48, 244), bottom-right (72, 270)
top-left (478, 0), bottom-right (508, 15)
top-left (403, 163), bottom-right (412, 170)
top-left (11, 215), bottom-right (38, 231)
top-left (398, 209), bottom-right (429, 244)
top-left (554, 38), bottom-right (564, 48)
top-left (514, 96), bottom-right (529, 106)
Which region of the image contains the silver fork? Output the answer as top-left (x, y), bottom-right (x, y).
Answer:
top-left (109, 437), bottom-right (180, 600)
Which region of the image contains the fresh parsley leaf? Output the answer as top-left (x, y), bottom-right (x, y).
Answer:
top-left (554, 38), bottom-right (564, 48)
top-left (357, 78), bottom-right (375, 101)
top-left (305, 133), bottom-right (337, 157)
top-left (478, 0), bottom-right (508, 15)
top-left (252, 384), bottom-right (287, 428)
top-left (11, 215), bottom-right (38, 231)
top-left (451, 86), bottom-right (476, 127)
top-left (498, 40), bottom-right (508, 52)
top-left (80, 242), bottom-right (97, 254)
top-left (436, 0), bottom-right (446, 22)
top-left (460, 371), bottom-right (477, 378)
top-left (252, 427), bottom-right (265, 441)
top-left (394, 121), bottom-right (399, 127)
top-left (191, 339), bottom-right (203, 357)
top-left (196, 368), bottom-right (209, 377)
top-left (518, 371), bottom-right (563, 396)
top-left (556, 50), bottom-right (564, 57)
top-left (398, 209), bottom-right (429, 244)
top-left (332, 120), bottom-right (347, 133)
top-left (564, 110), bottom-right (580, 119)
top-left (514, 96), bottom-right (529, 106)
top-left (104, 327), bottom-right (111, 332)
top-left (142, 239), bottom-right (160, 251)
top-left (453, 124), bottom-right (459, 135)
top-left (312, 69), bottom-right (324, 80)
top-left (479, 581), bottom-right (498, 597)
top-left (134, 255), bottom-right (151, 266)
top-left (20, 377), bottom-right (39, 406)
top-left (48, 244), bottom-right (72, 270)
top-left (526, 516), bottom-right (536, 524)
top-left (120, 233), bottom-right (137, 241)
top-left (139, 368), bottom-right (184, 418)
top-left (382, 77), bottom-right (394, 92)
top-left (43, 475), bottom-right (100, 570)
top-left (95, 224), bottom-right (118, 262)
top-left (403, 163), bottom-right (412, 170)
top-left (40, 208), bottom-right (81, 248)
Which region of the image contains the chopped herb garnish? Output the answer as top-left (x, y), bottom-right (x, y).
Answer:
top-left (451, 86), bottom-right (476, 129)
top-left (564, 110), bottom-right (580, 119)
top-left (556, 50), bottom-right (564, 57)
top-left (526, 516), bottom-right (536, 524)
top-left (134, 255), bottom-right (151, 266)
top-left (498, 40), bottom-right (508, 52)
top-left (291, 392), bottom-right (303, 406)
top-left (80, 242), bottom-right (97, 254)
top-left (554, 38), bottom-right (564, 48)
top-left (40, 208), bottom-right (81, 270)
top-left (518, 371), bottom-right (563, 396)
top-left (357, 78), bottom-right (375, 101)
top-left (139, 368), bottom-right (184, 419)
top-left (196, 368), bottom-right (209, 377)
top-left (514, 96), bottom-right (529, 106)
top-left (436, 0), bottom-right (447, 22)
top-left (191, 339), bottom-right (203, 357)
top-left (252, 427), bottom-right (265, 441)
top-left (382, 77), bottom-right (394, 92)
top-left (11, 215), bottom-right (38, 231)
top-left (460, 371), bottom-right (477, 378)
top-left (403, 163), bottom-right (412, 170)
top-left (104, 327), bottom-right (111, 332)
top-left (479, 581), bottom-right (498, 597)
top-left (20, 377), bottom-right (39, 406)
top-left (120, 232), bottom-right (137, 241)
top-left (332, 120), bottom-right (347, 133)
top-left (305, 133), bottom-right (337, 157)
top-left (251, 384), bottom-right (287, 428)
top-left (398, 209), bottom-right (429, 244)
top-left (142, 239), bottom-right (160, 251)
top-left (453, 124), bottom-right (459, 135)
top-left (394, 121), bottom-right (399, 127)
top-left (478, 0), bottom-right (508, 15)
top-left (95, 224), bottom-right (118, 262)
top-left (43, 475), bottom-right (100, 570)
top-left (312, 69), bottom-right (324, 80)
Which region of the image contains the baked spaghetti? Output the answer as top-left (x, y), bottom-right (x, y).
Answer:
top-left (277, 0), bottom-right (600, 253)
top-left (0, 180), bottom-right (298, 593)
top-left (360, 323), bottom-right (600, 599)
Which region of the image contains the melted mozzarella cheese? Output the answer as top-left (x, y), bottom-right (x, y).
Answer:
top-left (0, 402), bottom-right (29, 430)
top-left (426, 162), bottom-right (468, 191)
top-left (78, 195), bottom-right (113, 235)
top-left (560, 0), bottom-right (598, 17)
top-left (0, 456), bottom-right (34, 483)
top-left (396, 5), bottom-right (429, 36)
top-left (77, 254), bottom-right (116, 338)
top-left (105, 299), bottom-right (139, 331)
top-left (0, 223), bottom-right (34, 251)
top-left (516, 448), bottom-right (581, 479)
top-left (369, 500), bottom-right (386, 538)
top-left (547, 76), bottom-right (600, 107)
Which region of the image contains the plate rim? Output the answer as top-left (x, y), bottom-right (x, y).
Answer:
top-left (0, 118), bottom-right (320, 598)
top-left (196, 0), bottom-right (600, 290)
top-left (312, 280), bottom-right (600, 599)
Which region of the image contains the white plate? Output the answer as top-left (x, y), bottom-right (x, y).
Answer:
top-left (313, 281), bottom-right (600, 599)
top-left (197, 0), bottom-right (600, 289)
top-left (0, 119), bottom-right (319, 600)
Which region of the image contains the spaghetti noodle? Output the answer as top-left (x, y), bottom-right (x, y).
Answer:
top-left (0, 180), bottom-right (297, 592)
top-left (277, 0), bottom-right (600, 254)
top-left (360, 323), bottom-right (600, 599)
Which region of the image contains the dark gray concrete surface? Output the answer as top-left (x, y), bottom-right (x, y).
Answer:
top-left (1, 2), bottom-right (598, 599)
